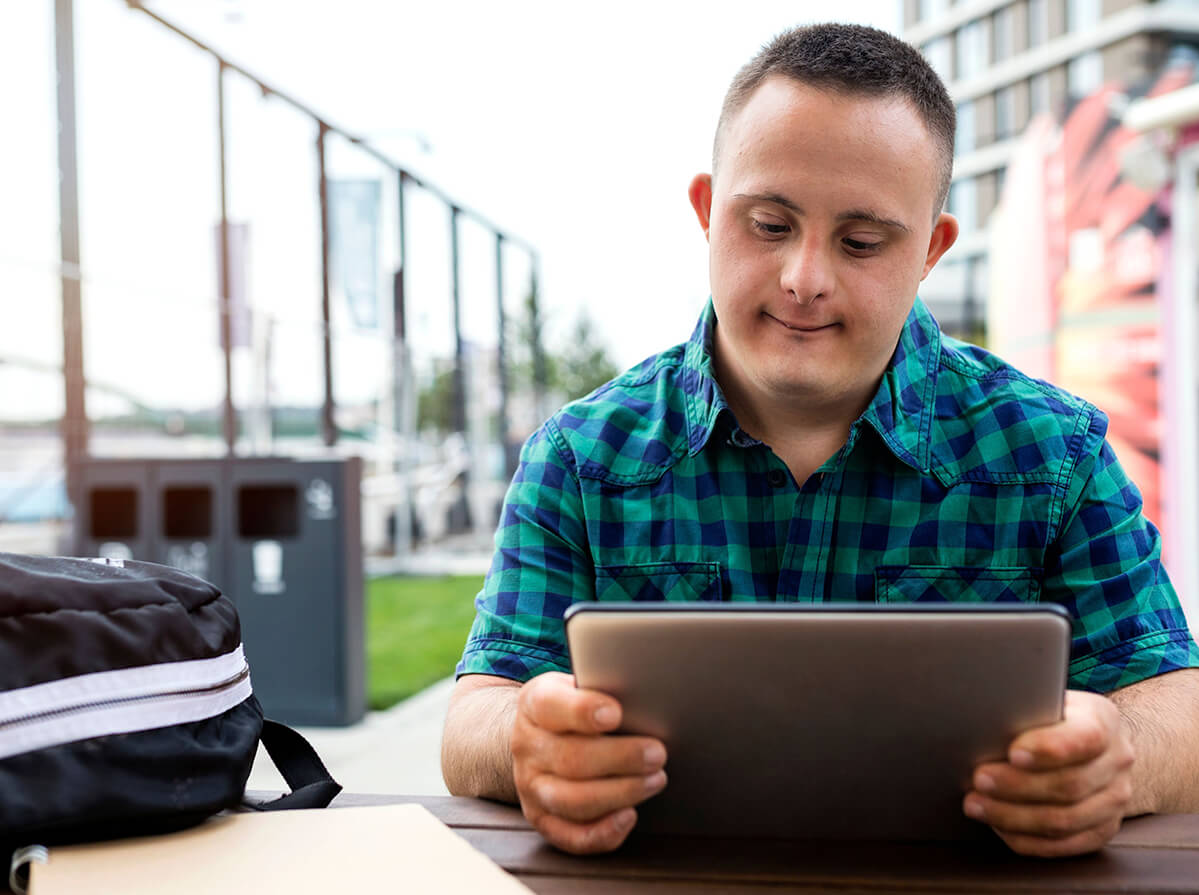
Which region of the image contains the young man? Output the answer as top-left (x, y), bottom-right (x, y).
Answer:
top-left (442, 24), bottom-right (1199, 857)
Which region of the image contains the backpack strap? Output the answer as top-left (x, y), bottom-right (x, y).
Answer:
top-left (243, 720), bottom-right (342, 811)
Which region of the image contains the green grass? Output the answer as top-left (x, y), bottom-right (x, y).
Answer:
top-left (366, 574), bottom-right (484, 710)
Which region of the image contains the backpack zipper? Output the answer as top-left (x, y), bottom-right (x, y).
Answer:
top-left (0, 665), bottom-right (250, 731)
top-left (0, 646), bottom-right (253, 761)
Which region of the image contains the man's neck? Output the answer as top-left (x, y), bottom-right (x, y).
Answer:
top-left (712, 342), bottom-right (879, 486)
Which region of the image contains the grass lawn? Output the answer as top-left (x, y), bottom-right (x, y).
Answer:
top-left (367, 574), bottom-right (484, 710)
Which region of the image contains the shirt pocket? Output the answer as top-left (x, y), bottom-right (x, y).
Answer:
top-left (874, 566), bottom-right (1043, 604)
top-left (594, 561), bottom-right (724, 603)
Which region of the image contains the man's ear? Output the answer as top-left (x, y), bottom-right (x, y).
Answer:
top-left (688, 173), bottom-right (713, 241)
top-left (920, 212), bottom-right (959, 280)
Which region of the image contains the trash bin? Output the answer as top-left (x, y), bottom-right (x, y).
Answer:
top-left (152, 459), bottom-right (229, 592)
top-left (229, 457), bottom-right (365, 726)
top-left (73, 455), bottom-right (366, 727)
top-left (75, 459), bottom-right (154, 563)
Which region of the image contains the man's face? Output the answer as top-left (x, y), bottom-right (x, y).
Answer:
top-left (689, 76), bottom-right (957, 416)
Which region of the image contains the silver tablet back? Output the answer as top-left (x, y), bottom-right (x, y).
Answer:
top-left (566, 604), bottom-right (1070, 841)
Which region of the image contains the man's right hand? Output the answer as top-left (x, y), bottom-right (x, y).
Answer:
top-left (511, 671), bottom-right (668, 854)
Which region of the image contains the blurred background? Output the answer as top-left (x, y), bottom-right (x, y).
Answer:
top-left (3, 0), bottom-right (1199, 730)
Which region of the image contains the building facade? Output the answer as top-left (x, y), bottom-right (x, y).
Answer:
top-left (903, 0), bottom-right (1199, 336)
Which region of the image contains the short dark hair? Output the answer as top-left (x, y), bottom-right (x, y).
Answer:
top-left (715, 23), bottom-right (956, 214)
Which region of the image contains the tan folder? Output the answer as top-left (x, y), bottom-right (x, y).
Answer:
top-left (30, 803), bottom-right (532, 894)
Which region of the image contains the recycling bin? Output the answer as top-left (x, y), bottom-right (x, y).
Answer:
top-left (229, 456), bottom-right (365, 726)
top-left (152, 459), bottom-right (229, 592)
top-left (74, 459), bottom-right (154, 564)
top-left (72, 455), bottom-right (366, 726)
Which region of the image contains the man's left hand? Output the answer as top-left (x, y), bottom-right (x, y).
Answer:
top-left (963, 690), bottom-right (1135, 857)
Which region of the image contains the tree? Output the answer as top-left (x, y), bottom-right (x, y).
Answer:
top-left (416, 290), bottom-right (621, 436)
top-left (507, 289), bottom-right (619, 403)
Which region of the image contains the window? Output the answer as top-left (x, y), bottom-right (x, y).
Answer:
top-left (992, 6), bottom-right (1014, 62)
top-left (956, 20), bottom-right (989, 81)
top-left (924, 37), bottom-right (953, 83)
top-left (948, 178), bottom-right (979, 233)
top-left (1030, 72), bottom-right (1051, 117)
top-left (1067, 52), bottom-right (1103, 97)
top-left (1028, 0), bottom-right (1048, 47)
top-left (995, 86), bottom-right (1015, 140)
top-left (919, 0), bottom-right (950, 20)
top-left (1067, 0), bottom-right (1101, 32)
top-left (957, 101), bottom-right (976, 153)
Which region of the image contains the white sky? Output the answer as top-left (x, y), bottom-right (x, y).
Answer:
top-left (1, 0), bottom-right (900, 419)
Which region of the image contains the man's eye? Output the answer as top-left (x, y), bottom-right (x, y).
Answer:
top-left (843, 237), bottom-right (882, 252)
top-left (751, 219), bottom-right (788, 236)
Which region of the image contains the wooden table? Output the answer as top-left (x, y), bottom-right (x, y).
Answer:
top-left (335, 793), bottom-right (1199, 893)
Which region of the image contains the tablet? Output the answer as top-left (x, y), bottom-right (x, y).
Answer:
top-left (564, 602), bottom-right (1071, 842)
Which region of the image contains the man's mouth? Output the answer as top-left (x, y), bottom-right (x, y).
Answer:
top-left (765, 312), bottom-right (838, 333)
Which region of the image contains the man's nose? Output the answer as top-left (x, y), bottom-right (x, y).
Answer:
top-left (780, 237), bottom-right (835, 305)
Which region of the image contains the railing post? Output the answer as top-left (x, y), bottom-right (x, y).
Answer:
top-left (217, 60), bottom-right (236, 455)
top-left (317, 122), bottom-right (336, 447)
top-left (450, 206), bottom-right (466, 436)
top-left (56, 0), bottom-right (88, 509)
top-left (495, 234), bottom-right (514, 478)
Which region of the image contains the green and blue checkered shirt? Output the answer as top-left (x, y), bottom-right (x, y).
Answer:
top-left (458, 298), bottom-right (1199, 692)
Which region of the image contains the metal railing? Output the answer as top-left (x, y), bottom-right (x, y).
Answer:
top-left (54, 0), bottom-right (547, 518)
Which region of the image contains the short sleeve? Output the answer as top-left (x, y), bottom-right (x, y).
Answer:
top-left (455, 418), bottom-right (593, 682)
top-left (1045, 409), bottom-right (1199, 692)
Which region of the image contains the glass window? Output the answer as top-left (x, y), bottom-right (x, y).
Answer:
top-left (1067, 51), bottom-right (1103, 97)
top-left (967, 256), bottom-right (990, 317)
top-left (957, 101), bottom-right (976, 153)
top-left (1030, 72), bottom-right (1051, 117)
top-left (1067, 0), bottom-right (1102, 32)
top-left (956, 20), bottom-right (989, 81)
top-left (992, 6), bottom-right (1014, 62)
top-left (995, 86), bottom-right (1015, 140)
top-left (1028, 0), bottom-right (1048, 47)
top-left (948, 178), bottom-right (979, 233)
top-left (919, 0), bottom-right (950, 19)
top-left (924, 37), bottom-right (953, 83)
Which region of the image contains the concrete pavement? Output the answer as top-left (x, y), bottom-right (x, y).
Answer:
top-left (247, 675), bottom-right (456, 796)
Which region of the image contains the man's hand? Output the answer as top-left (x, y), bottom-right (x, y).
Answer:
top-left (511, 671), bottom-right (668, 854)
top-left (963, 690), bottom-right (1135, 857)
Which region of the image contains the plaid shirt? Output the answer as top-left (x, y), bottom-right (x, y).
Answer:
top-left (458, 298), bottom-right (1199, 692)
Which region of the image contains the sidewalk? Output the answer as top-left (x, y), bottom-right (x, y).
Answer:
top-left (365, 531), bottom-right (495, 578)
top-left (247, 676), bottom-right (456, 796)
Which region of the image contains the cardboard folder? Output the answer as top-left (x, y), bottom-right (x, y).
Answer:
top-left (30, 803), bottom-right (532, 894)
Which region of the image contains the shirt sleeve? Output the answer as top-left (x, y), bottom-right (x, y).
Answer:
top-left (1045, 408), bottom-right (1199, 692)
top-left (455, 417), bottom-right (593, 682)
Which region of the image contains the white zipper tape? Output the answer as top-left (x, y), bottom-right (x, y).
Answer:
top-left (0, 646), bottom-right (253, 761)
top-left (0, 645), bottom-right (248, 722)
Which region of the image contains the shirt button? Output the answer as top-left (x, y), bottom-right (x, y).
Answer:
top-left (767, 469), bottom-right (787, 488)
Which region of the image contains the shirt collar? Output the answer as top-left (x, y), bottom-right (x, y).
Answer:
top-left (682, 297), bottom-right (941, 472)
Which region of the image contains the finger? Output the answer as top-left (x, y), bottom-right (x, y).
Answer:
top-left (973, 737), bottom-right (1134, 806)
top-left (528, 769), bottom-right (668, 823)
top-left (534, 807), bottom-right (639, 855)
top-left (991, 816), bottom-right (1121, 858)
top-left (520, 672), bottom-right (623, 734)
top-left (963, 773), bottom-right (1133, 840)
top-left (1005, 691), bottom-right (1118, 771)
top-left (532, 732), bottom-right (667, 780)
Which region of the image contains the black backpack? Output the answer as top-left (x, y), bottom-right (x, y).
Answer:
top-left (0, 552), bottom-right (341, 887)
